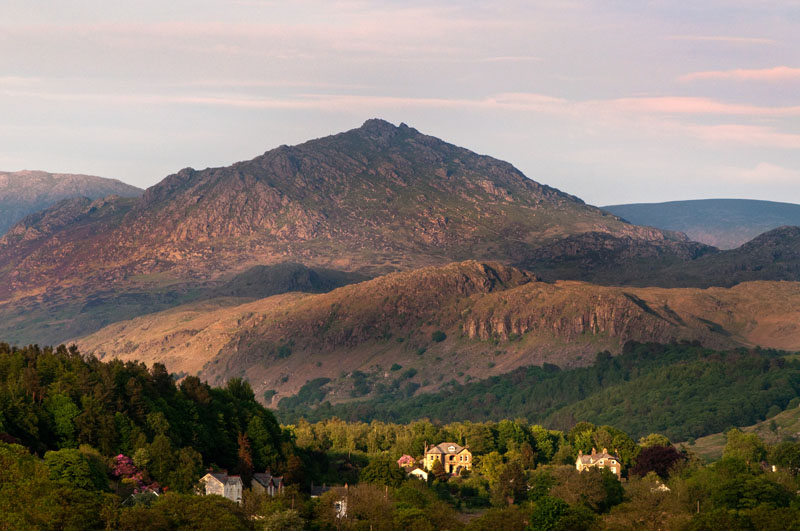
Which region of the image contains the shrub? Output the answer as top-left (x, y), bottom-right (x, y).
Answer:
top-left (431, 331), bottom-right (447, 343)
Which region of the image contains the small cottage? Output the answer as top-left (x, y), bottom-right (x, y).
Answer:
top-left (253, 472), bottom-right (284, 497)
top-left (403, 465), bottom-right (429, 481)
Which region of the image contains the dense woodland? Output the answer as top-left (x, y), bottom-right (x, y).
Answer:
top-left (3, 342), bottom-right (800, 529)
top-left (278, 342), bottom-right (800, 442)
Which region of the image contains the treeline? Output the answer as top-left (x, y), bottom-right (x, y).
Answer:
top-left (278, 342), bottom-right (800, 441)
top-left (4, 342), bottom-right (800, 529)
top-left (0, 343), bottom-right (292, 489)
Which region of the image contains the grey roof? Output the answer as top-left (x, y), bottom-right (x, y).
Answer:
top-left (577, 448), bottom-right (618, 464)
top-left (428, 442), bottom-right (467, 455)
top-left (205, 472), bottom-right (242, 485)
top-left (253, 473), bottom-right (284, 488)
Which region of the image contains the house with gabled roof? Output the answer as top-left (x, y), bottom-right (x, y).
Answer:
top-left (198, 471), bottom-right (243, 504)
top-left (576, 447), bottom-right (621, 477)
top-left (425, 442), bottom-right (472, 475)
top-left (252, 471), bottom-right (284, 497)
top-left (403, 464), bottom-right (429, 481)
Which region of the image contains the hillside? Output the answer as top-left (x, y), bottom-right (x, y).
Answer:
top-left (0, 119), bottom-right (684, 345)
top-left (521, 226), bottom-right (800, 287)
top-left (684, 401), bottom-right (800, 462)
top-left (0, 170), bottom-right (142, 235)
top-left (274, 342), bottom-right (800, 444)
top-left (603, 198), bottom-right (800, 249)
top-left (76, 261), bottom-right (800, 405)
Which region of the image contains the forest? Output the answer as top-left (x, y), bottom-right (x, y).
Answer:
top-left (277, 342), bottom-right (800, 442)
top-left (3, 342), bottom-right (800, 529)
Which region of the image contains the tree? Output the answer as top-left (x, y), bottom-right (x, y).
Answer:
top-left (528, 496), bottom-right (570, 530)
top-left (770, 441), bottom-right (800, 475)
top-left (431, 459), bottom-right (449, 482)
top-left (262, 509), bottom-right (304, 531)
top-left (44, 394), bottom-right (80, 448)
top-left (631, 445), bottom-right (685, 479)
top-left (169, 447), bottom-right (203, 493)
top-left (236, 432), bottom-right (254, 488)
top-left (639, 433), bottom-right (671, 448)
top-left (723, 429), bottom-right (766, 465)
top-left (360, 455), bottom-right (406, 487)
top-left (44, 448), bottom-right (107, 491)
top-left (465, 506), bottom-right (526, 531)
top-left (491, 462), bottom-right (527, 506)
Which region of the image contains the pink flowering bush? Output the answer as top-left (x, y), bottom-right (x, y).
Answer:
top-left (113, 454), bottom-right (160, 494)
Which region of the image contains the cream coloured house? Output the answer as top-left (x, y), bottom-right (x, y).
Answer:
top-left (425, 442), bottom-right (472, 475)
top-left (576, 447), bottom-right (621, 477)
top-left (199, 472), bottom-right (243, 504)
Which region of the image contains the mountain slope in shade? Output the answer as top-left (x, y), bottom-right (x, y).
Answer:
top-left (517, 226), bottom-right (800, 287)
top-left (76, 261), bottom-right (800, 405)
top-left (0, 170), bottom-right (142, 235)
top-left (0, 119), bottom-right (685, 345)
top-left (603, 198), bottom-right (800, 249)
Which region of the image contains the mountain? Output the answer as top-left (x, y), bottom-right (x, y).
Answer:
top-left (0, 119), bottom-right (683, 345)
top-left (603, 199), bottom-right (800, 249)
top-left (0, 170), bottom-right (142, 235)
top-left (76, 260), bottom-right (800, 405)
top-left (518, 226), bottom-right (800, 288)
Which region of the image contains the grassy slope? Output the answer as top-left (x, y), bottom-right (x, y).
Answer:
top-left (685, 401), bottom-right (800, 462)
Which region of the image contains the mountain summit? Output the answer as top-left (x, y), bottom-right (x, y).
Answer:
top-left (0, 119), bottom-right (676, 292)
top-left (0, 119), bottom-right (681, 343)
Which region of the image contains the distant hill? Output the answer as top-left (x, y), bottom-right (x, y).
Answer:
top-left (76, 260), bottom-right (800, 404)
top-left (0, 170), bottom-right (142, 235)
top-left (603, 199), bottom-right (800, 249)
top-left (522, 226), bottom-right (800, 288)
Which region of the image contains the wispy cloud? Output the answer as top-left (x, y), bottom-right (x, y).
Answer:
top-left (666, 35), bottom-right (776, 45)
top-left (717, 162), bottom-right (800, 183)
top-left (679, 124), bottom-right (800, 150)
top-left (479, 55), bottom-right (541, 63)
top-left (7, 86), bottom-right (800, 119)
top-left (601, 96), bottom-right (800, 117)
top-left (679, 66), bottom-right (800, 82)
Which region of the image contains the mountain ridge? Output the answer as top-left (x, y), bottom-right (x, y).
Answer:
top-left (603, 198), bottom-right (800, 249)
top-left (75, 260), bottom-right (800, 404)
top-left (0, 170), bottom-right (142, 236)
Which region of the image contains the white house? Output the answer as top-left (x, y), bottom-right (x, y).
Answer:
top-left (199, 472), bottom-right (243, 504)
top-left (576, 447), bottom-right (621, 477)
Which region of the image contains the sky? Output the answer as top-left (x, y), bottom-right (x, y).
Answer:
top-left (1, 0), bottom-right (798, 206)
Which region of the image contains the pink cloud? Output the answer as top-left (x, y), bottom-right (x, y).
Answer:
top-left (666, 35), bottom-right (776, 45)
top-left (601, 97), bottom-right (800, 117)
top-left (680, 124), bottom-right (800, 149)
top-left (680, 66), bottom-right (800, 82)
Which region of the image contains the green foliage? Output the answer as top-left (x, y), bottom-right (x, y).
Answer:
top-left (723, 428), bottom-right (767, 465)
top-left (0, 343), bottom-right (292, 490)
top-left (44, 447), bottom-right (109, 491)
top-left (277, 377), bottom-right (331, 410)
top-left (280, 342), bottom-right (800, 443)
top-left (431, 330), bottom-right (447, 343)
top-left (360, 455), bottom-right (407, 487)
